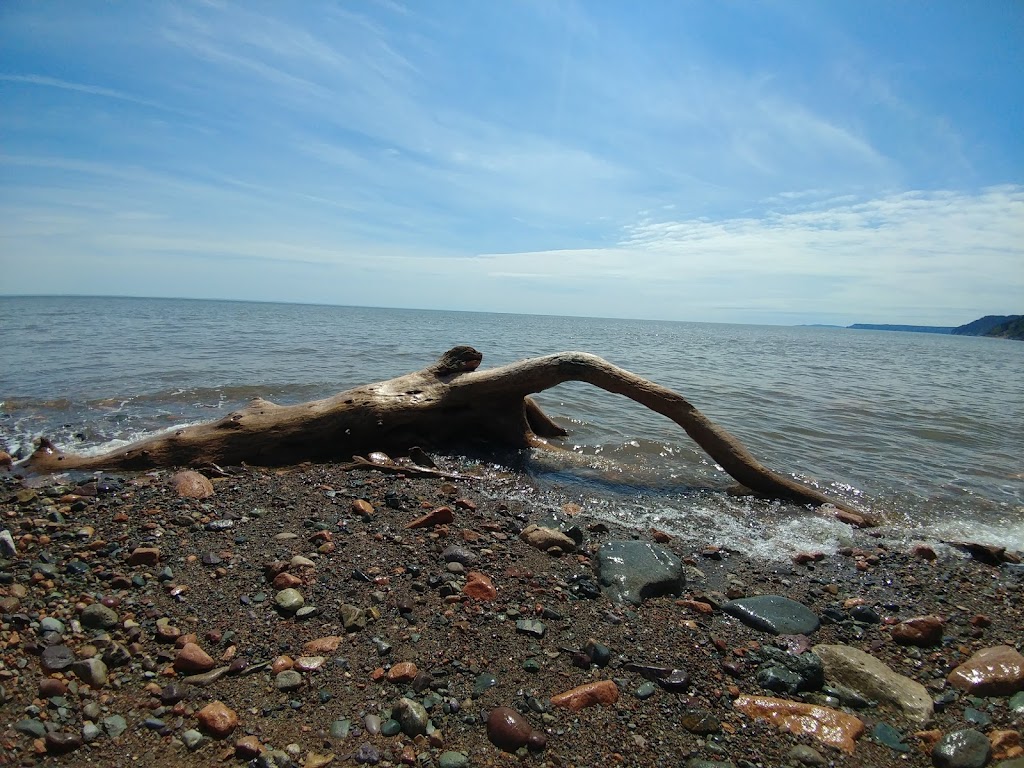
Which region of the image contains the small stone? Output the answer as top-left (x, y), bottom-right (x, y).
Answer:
top-left (393, 697), bottom-right (429, 736)
top-left (0, 529), bottom-right (17, 558)
top-left (351, 499), bottom-right (374, 517)
top-left (275, 588), bottom-right (305, 613)
top-left (550, 679), bottom-right (619, 711)
top-left (516, 619), bottom-right (546, 638)
top-left (171, 470), bottom-right (214, 499)
top-left (45, 731), bottom-right (82, 755)
top-left (340, 604), bottom-right (367, 631)
top-left (891, 615), bottom-right (944, 646)
top-left (486, 706), bottom-right (547, 752)
top-left (353, 743), bottom-right (380, 764)
top-left (520, 524), bottom-right (576, 553)
top-left (41, 644), bottom-right (76, 671)
top-left (304, 753), bottom-right (335, 768)
top-left (596, 540), bottom-right (684, 605)
top-left (463, 571), bottom-right (497, 601)
top-left (174, 642), bottom-right (216, 673)
top-left (473, 672), bottom-right (498, 698)
top-left (635, 681), bottom-right (657, 699)
top-left (932, 729), bottom-right (992, 768)
top-left (723, 595), bottom-right (819, 635)
top-left (787, 744), bottom-right (827, 766)
top-left (15, 719), bottom-right (46, 738)
top-left (948, 646), bottom-right (1024, 696)
top-left (127, 546), bottom-right (161, 566)
top-left (102, 715), bottom-right (127, 738)
top-left (182, 729), bottom-right (204, 750)
top-left (81, 723), bottom-right (101, 743)
top-left (70, 657), bottom-right (108, 687)
top-left (294, 656), bottom-right (325, 672)
top-left (387, 662), bottom-right (419, 684)
top-left (438, 751), bottom-right (470, 768)
top-left (235, 735), bottom-right (263, 759)
top-left (81, 603), bottom-right (119, 630)
top-left (872, 722), bottom-right (911, 752)
top-left (196, 700), bottom-right (239, 738)
top-left (405, 506), bottom-right (454, 529)
top-left (275, 670), bottom-right (303, 690)
top-left (304, 636), bottom-right (342, 655)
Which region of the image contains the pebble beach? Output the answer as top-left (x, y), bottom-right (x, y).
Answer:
top-left (0, 456), bottom-right (1022, 768)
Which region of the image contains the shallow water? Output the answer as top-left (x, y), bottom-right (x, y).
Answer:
top-left (2, 295), bottom-right (1021, 557)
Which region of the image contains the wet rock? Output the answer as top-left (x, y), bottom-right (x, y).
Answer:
top-left (596, 540), bottom-right (684, 605)
top-left (550, 679), bottom-right (619, 711)
top-left (196, 700), bottom-right (238, 738)
top-left (872, 722), bottom-right (911, 752)
top-left (679, 709), bottom-right (720, 734)
top-left (733, 694), bottom-right (864, 753)
top-left (393, 697), bottom-right (429, 736)
top-left (80, 602), bottom-right (119, 630)
top-left (171, 470), bottom-right (214, 499)
top-left (463, 570), bottom-right (497, 600)
top-left (486, 706), bottom-right (547, 752)
top-left (174, 642), bottom-right (216, 673)
top-left (814, 644), bottom-right (933, 724)
top-left (754, 647), bottom-right (824, 694)
top-left (722, 595), bottom-right (820, 635)
top-left (932, 728), bottom-right (992, 768)
top-left (787, 745), bottom-right (827, 766)
top-left (520, 524), bottom-right (576, 553)
top-left (948, 645), bottom-right (1024, 696)
top-left (473, 672), bottom-right (498, 698)
top-left (892, 615), bottom-right (944, 646)
top-left (0, 529), bottom-right (17, 558)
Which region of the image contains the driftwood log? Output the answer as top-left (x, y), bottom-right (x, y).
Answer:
top-left (22, 346), bottom-right (874, 526)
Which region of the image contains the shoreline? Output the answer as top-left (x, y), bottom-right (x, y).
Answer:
top-left (0, 459), bottom-right (1021, 767)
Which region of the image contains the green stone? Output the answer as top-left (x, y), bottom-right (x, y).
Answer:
top-left (381, 718), bottom-right (402, 736)
top-left (635, 681), bottom-right (657, 699)
top-left (438, 752), bottom-right (469, 768)
top-left (522, 658), bottom-right (541, 673)
top-left (472, 672), bottom-right (497, 698)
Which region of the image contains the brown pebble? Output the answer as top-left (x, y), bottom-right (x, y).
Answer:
top-left (734, 695), bottom-right (865, 753)
top-left (405, 506), bottom-right (454, 529)
top-left (462, 571), bottom-right (498, 601)
top-left (550, 680), bottom-right (619, 711)
top-left (196, 700), bottom-right (238, 738)
top-left (173, 642), bottom-right (216, 674)
top-left (171, 470), bottom-right (214, 499)
top-left (486, 706), bottom-right (547, 752)
top-left (891, 615), bottom-right (944, 647)
top-left (303, 636), bottom-right (342, 655)
top-left (127, 547), bottom-right (160, 566)
top-left (387, 661), bottom-right (419, 684)
top-left (235, 735), bottom-right (262, 759)
top-left (947, 645), bottom-right (1024, 696)
top-left (910, 543), bottom-right (937, 560)
top-left (39, 678), bottom-right (67, 697)
top-left (272, 572), bottom-right (303, 590)
top-left (351, 499), bottom-right (374, 516)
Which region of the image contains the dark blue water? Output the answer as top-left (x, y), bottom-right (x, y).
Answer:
top-left (2, 296), bottom-right (1021, 557)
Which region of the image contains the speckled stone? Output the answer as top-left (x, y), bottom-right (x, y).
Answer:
top-left (595, 540), bottom-right (684, 605)
top-left (932, 729), bottom-right (992, 768)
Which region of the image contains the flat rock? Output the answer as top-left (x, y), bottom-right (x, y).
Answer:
top-left (947, 645), bottom-right (1024, 696)
top-left (595, 540), bottom-right (684, 605)
top-left (303, 636), bottom-right (342, 655)
top-left (723, 595), bottom-right (820, 635)
top-left (405, 506), bottom-right (453, 529)
top-left (174, 642), bottom-right (216, 674)
top-left (891, 615), bottom-right (944, 646)
top-left (463, 571), bottom-right (497, 601)
top-left (932, 728), bottom-right (992, 768)
top-left (520, 524), bottom-right (576, 553)
top-left (814, 644), bottom-right (933, 724)
top-left (550, 679), bottom-right (619, 711)
top-left (733, 694), bottom-right (865, 753)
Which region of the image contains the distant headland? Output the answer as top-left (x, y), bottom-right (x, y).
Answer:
top-left (846, 314), bottom-right (1023, 340)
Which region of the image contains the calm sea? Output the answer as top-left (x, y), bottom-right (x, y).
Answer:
top-left (2, 296), bottom-right (1021, 558)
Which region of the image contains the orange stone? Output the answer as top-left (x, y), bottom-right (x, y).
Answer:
top-left (891, 615), bottom-right (944, 647)
top-left (173, 642), bottom-right (216, 674)
top-left (990, 730), bottom-right (1022, 760)
top-left (405, 506), bottom-right (454, 529)
top-left (171, 470), bottom-right (214, 499)
top-left (351, 499), bottom-right (374, 516)
top-left (127, 547), bottom-right (161, 566)
top-left (386, 662), bottom-right (419, 684)
top-left (272, 572), bottom-right (303, 590)
top-left (947, 645), bottom-right (1024, 696)
top-left (303, 636), bottom-right (342, 655)
top-left (734, 695), bottom-right (864, 753)
top-left (550, 680), bottom-right (619, 711)
top-left (196, 700), bottom-right (238, 738)
top-left (463, 571), bottom-right (498, 601)
top-left (235, 735), bottom-right (262, 759)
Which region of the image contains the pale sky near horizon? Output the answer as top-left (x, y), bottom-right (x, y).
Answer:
top-left (1, 1), bottom-right (1022, 326)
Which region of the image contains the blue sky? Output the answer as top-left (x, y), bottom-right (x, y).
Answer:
top-left (1, 1), bottom-right (1021, 326)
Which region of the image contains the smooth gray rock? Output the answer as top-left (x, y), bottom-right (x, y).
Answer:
top-left (102, 714), bottom-right (127, 738)
top-left (274, 670), bottom-right (303, 691)
top-left (813, 644), bottom-right (933, 724)
top-left (596, 540), bottom-right (684, 605)
top-left (932, 729), bottom-right (991, 768)
top-left (274, 588), bottom-right (304, 613)
top-left (722, 595), bottom-right (819, 635)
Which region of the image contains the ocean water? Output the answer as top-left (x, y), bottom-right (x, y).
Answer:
top-left (2, 295), bottom-right (1021, 558)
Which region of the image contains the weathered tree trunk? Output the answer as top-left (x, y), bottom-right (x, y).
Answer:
top-left (21, 347), bottom-right (874, 526)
